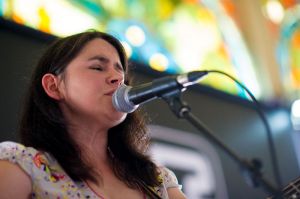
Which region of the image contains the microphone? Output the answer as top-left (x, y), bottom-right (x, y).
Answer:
top-left (112, 71), bottom-right (208, 113)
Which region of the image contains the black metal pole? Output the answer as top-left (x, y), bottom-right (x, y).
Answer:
top-left (162, 92), bottom-right (282, 198)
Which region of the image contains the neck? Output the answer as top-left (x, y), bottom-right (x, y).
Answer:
top-left (68, 124), bottom-right (110, 165)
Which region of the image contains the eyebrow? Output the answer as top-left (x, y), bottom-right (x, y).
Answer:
top-left (88, 55), bottom-right (123, 70)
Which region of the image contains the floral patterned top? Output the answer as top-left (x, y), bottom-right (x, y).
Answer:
top-left (0, 141), bottom-right (180, 199)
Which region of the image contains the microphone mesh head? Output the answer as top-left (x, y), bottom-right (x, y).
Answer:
top-left (112, 84), bottom-right (139, 113)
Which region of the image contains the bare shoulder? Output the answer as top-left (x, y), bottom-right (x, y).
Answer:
top-left (0, 160), bottom-right (32, 199)
top-left (167, 187), bottom-right (187, 199)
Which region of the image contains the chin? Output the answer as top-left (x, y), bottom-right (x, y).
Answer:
top-left (105, 103), bottom-right (127, 125)
top-left (117, 112), bottom-right (127, 123)
top-left (109, 111), bottom-right (127, 126)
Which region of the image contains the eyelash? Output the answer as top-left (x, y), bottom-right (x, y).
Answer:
top-left (91, 66), bottom-right (103, 71)
top-left (116, 66), bottom-right (124, 72)
top-left (90, 65), bottom-right (124, 73)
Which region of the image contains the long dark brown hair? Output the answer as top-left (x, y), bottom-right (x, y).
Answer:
top-left (19, 31), bottom-right (161, 193)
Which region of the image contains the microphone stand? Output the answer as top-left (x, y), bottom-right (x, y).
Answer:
top-left (161, 90), bottom-right (282, 198)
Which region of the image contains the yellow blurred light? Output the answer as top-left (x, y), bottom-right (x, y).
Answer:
top-left (121, 41), bottom-right (132, 58)
top-left (46, 0), bottom-right (98, 36)
top-left (12, 0), bottom-right (98, 36)
top-left (265, 0), bottom-right (284, 24)
top-left (14, 0), bottom-right (40, 26)
top-left (38, 6), bottom-right (50, 33)
top-left (149, 53), bottom-right (169, 72)
top-left (174, 19), bottom-right (220, 72)
top-left (125, 25), bottom-right (146, 46)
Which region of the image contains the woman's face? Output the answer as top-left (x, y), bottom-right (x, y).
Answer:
top-left (57, 38), bottom-right (127, 129)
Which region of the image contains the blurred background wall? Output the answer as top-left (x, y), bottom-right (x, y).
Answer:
top-left (1, 0), bottom-right (300, 198)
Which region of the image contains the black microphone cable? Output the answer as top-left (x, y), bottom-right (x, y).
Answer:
top-left (202, 69), bottom-right (282, 190)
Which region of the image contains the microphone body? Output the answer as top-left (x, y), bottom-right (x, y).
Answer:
top-left (112, 71), bottom-right (208, 113)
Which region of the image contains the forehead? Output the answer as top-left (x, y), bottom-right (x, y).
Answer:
top-left (78, 38), bottom-right (121, 61)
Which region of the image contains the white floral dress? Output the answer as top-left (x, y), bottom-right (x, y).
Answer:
top-left (0, 141), bottom-right (180, 199)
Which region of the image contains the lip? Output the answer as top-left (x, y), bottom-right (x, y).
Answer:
top-left (104, 90), bottom-right (116, 96)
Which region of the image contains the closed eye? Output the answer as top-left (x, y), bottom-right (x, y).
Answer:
top-left (90, 66), bottom-right (104, 71)
top-left (115, 63), bottom-right (124, 73)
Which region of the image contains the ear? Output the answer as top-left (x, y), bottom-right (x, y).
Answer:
top-left (41, 73), bottom-right (62, 100)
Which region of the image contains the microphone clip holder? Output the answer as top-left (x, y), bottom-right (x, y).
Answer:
top-left (161, 91), bottom-right (282, 198)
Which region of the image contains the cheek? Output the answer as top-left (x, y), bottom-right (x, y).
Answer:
top-left (60, 75), bottom-right (102, 106)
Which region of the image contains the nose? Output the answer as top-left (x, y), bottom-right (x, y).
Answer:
top-left (106, 71), bottom-right (124, 86)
